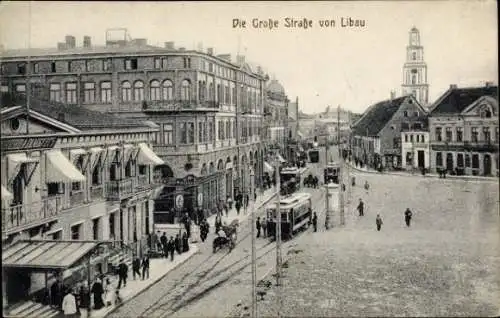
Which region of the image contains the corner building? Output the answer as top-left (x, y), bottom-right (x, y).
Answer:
top-left (0, 33), bottom-right (267, 222)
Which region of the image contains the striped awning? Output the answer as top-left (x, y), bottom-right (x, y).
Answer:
top-left (137, 143), bottom-right (164, 166)
top-left (2, 240), bottom-right (100, 270)
top-left (46, 150), bottom-right (86, 183)
top-left (1, 185), bottom-right (13, 201)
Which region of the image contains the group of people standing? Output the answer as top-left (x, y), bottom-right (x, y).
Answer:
top-left (158, 231), bottom-right (190, 261)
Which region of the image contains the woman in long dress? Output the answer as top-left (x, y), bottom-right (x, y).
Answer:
top-left (91, 278), bottom-right (105, 310)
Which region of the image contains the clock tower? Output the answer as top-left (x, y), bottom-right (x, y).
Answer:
top-left (402, 27), bottom-right (429, 105)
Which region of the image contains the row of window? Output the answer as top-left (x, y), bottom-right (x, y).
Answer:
top-left (435, 152), bottom-right (494, 169)
top-left (434, 126), bottom-right (499, 143)
top-left (404, 133), bottom-right (426, 143)
top-left (156, 119), bottom-right (261, 145)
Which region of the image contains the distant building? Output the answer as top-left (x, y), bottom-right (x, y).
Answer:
top-left (401, 130), bottom-right (430, 170)
top-left (351, 93), bottom-right (428, 169)
top-left (264, 79), bottom-right (288, 163)
top-left (428, 83), bottom-right (498, 176)
top-left (402, 26), bottom-right (430, 107)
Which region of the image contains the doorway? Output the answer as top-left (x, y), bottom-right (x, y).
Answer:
top-left (446, 153), bottom-right (454, 172)
top-left (483, 154), bottom-right (492, 176)
top-left (417, 150), bottom-right (425, 168)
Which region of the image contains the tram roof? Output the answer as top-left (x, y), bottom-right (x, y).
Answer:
top-left (326, 162), bottom-right (340, 167)
top-left (269, 192), bottom-right (311, 208)
top-left (281, 167), bottom-right (300, 173)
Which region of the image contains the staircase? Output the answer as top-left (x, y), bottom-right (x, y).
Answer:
top-left (5, 300), bottom-right (61, 318)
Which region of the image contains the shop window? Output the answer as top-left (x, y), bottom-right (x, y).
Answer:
top-left (472, 154), bottom-right (479, 169)
top-left (139, 165), bottom-right (147, 175)
top-left (47, 182), bottom-right (61, 196)
top-left (71, 224), bottom-right (82, 240)
top-left (92, 218), bottom-right (100, 240)
top-left (465, 154), bottom-right (471, 167)
top-left (457, 153), bottom-right (464, 167)
top-left (436, 152), bottom-right (443, 166)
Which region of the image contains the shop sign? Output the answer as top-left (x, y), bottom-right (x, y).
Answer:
top-left (175, 194), bottom-right (184, 209)
top-left (197, 193), bottom-right (203, 207)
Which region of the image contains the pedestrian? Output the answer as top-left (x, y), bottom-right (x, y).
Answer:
top-left (141, 255), bottom-right (150, 280)
top-left (50, 278), bottom-right (62, 309)
top-left (312, 212), bottom-right (318, 232)
top-left (184, 214), bottom-right (192, 238)
top-left (376, 214), bottom-right (383, 231)
top-left (357, 199), bottom-right (364, 217)
top-left (132, 257), bottom-right (141, 280)
top-left (261, 218), bottom-right (268, 238)
top-left (168, 236), bottom-right (175, 261)
top-left (182, 232), bottom-right (190, 252)
top-left (227, 196), bottom-right (233, 210)
top-left (404, 208), bottom-right (413, 227)
top-left (235, 200), bottom-right (241, 215)
top-left (223, 201), bottom-right (229, 217)
top-left (245, 194), bottom-right (249, 209)
top-left (117, 259), bottom-right (128, 289)
top-left (175, 234), bottom-right (181, 254)
top-left (62, 288), bottom-right (77, 318)
top-left (256, 217), bottom-right (261, 238)
top-left (91, 278), bottom-right (104, 309)
top-left (364, 180), bottom-right (370, 191)
top-left (254, 191), bottom-right (257, 201)
top-left (160, 232), bottom-right (168, 258)
top-left (78, 283), bottom-right (89, 313)
top-left (104, 278), bottom-right (114, 307)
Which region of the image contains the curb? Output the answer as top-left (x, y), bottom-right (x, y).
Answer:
top-left (347, 163), bottom-right (498, 182)
top-left (97, 245), bottom-right (199, 317)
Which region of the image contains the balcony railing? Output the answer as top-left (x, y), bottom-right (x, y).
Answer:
top-left (106, 178), bottom-right (135, 201)
top-left (143, 99), bottom-right (195, 111)
top-left (137, 174), bottom-right (150, 189)
top-left (2, 196), bottom-right (62, 233)
top-left (70, 191), bottom-right (86, 206)
top-left (90, 185), bottom-right (104, 200)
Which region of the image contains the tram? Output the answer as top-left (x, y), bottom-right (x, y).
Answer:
top-left (279, 167), bottom-right (305, 195)
top-left (266, 192), bottom-right (313, 240)
top-left (308, 142), bottom-right (320, 163)
top-left (324, 162), bottom-right (340, 184)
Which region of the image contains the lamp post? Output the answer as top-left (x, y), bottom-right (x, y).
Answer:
top-left (272, 146), bottom-right (282, 317)
top-left (249, 168), bottom-right (257, 318)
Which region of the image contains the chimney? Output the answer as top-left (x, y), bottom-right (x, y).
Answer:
top-left (485, 81), bottom-right (493, 88)
top-left (207, 48), bottom-right (214, 55)
top-left (217, 54), bottom-right (231, 62)
top-left (179, 47), bottom-right (186, 51)
top-left (236, 55), bottom-right (245, 65)
top-left (57, 42), bottom-right (67, 50)
top-left (65, 35), bottom-right (76, 49)
top-left (57, 113), bottom-right (65, 122)
top-left (450, 84), bottom-right (457, 89)
top-left (164, 42), bottom-right (175, 50)
top-left (83, 36), bottom-right (91, 48)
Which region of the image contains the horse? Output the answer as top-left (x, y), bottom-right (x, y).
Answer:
top-left (221, 219), bottom-right (239, 242)
top-left (213, 236), bottom-right (232, 253)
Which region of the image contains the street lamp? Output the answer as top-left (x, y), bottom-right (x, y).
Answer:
top-left (249, 168), bottom-right (257, 318)
top-left (270, 145), bottom-right (282, 318)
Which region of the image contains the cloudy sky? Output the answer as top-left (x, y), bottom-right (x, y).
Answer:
top-left (0, 1), bottom-right (497, 114)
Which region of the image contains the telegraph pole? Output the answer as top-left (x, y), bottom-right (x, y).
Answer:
top-left (346, 110), bottom-right (352, 204)
top-left (274, 150), bottom-right (282, 317)
top-left (338, 106), bottom-right (345, 226)
top-left (250, 168), bottom-right (257, 318)
top-left (26, 0), bottom-right (32, 135)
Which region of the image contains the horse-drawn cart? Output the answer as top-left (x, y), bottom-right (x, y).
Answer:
top-left (213, 219), bottom-right (239, 253)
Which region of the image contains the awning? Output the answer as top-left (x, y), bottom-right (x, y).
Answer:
top-left (2, 240), bottom-right (100, 270)
top-left (123, 144), bottom-right (134, 162)
top-left (89, 147), bottom-right (104, 170)
top-left (70, 148), bottom-right (89, 172)
top-left (46, 149), bottom-right (86, 183)
top-left (277, 154), bottom-right (286, 163)
top-left (137, 143), bottom-right (164, 166)
top-left (264, 162), bottom-right (274, 174)
top-left (1, 185), bottom-right (13, 201)
top-left (6, 153), bottom-right (39, 185)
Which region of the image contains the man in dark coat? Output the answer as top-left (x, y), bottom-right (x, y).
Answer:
top-left (160, 232), bottom-right (168, 258)
top-left (357, 199), bottom-right (364, 216)
top-left (256, 217), bottom-right (261, 238)
top-left (244, 194), bottom-right (249, 208)
top-left (235, 200), bottom-right (242, 215)
top-left (404, 208), bottom-right (413, 227)
top-left (174, 234), bottom-right (181, 254)
top-left (312, 212), bottom-right (318, 232)
top-left (182, 232), bottom-right (189, 252)
top-left (117, 259), bottom-right (128, 289)
top-left (132, 257), bottom-right (141, 280)
top-left (50, 278), bottom-right (62, 309)
top-left (91, 278), bottom-right (105, 309)
top-left (141, 255), bottom-right (150, 280)
top-left (184, 215), bottom-right (192, 238)
top-left (376, 214), bottom-right (383, 231)
top-left (168, 236), bottom-right (175, 261)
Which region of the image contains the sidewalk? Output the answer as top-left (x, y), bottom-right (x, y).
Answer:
top-left (206, 187), bottom-right (279, 229)
top-left (346, 161), bottom-right (498, 182)
top-left (90, 246), bottom-right (198, 318)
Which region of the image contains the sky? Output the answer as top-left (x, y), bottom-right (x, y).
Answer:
top-left (0, 1), bottom-right (497, 114)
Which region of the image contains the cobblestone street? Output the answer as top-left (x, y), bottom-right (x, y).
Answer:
top-left (232, 151), bottom-right (499, 317)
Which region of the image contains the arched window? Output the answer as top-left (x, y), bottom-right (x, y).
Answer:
top-left (198, 80), bottom-right (205, 101)
top-left (133, 81), bottom-right (144, 101)
top-left (162, 80), bottom-right (173, 100)
top-left (150, 80), bottom-right (160, 101)
top-left (121, 81), bottom-right (132, 101)
top-left (208, 82), bottom-right (214, 101)
top-left (411, 74), bottom-right (416, 85)
top-left (181, 79), bottom-right (191, 101)
top-left (412, 52), bottom-right (416, 60)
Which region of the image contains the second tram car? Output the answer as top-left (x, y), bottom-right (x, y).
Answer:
top-left (266, 192), bottom-right (313, 240)
top-left (280, 167), bottom-right (305, 195)
top-left (308, 142), bottom-right (320, 163)
top-left (324, 162), bottom-right (340, 184)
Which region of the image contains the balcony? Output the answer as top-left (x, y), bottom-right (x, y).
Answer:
top-left (2, 196), bottom-right (63, 234)
top-left (106, 178), bottom-right (135, 201)
top-left (70, 191), bottom-right (86, 207)
top-left (143, 100), bottom-right (219, 112)
top-left (90, 185), bottom-right (104, 200)
top-left (136, 174), bottom-right (150, 190)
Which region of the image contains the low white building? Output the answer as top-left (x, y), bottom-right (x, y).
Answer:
top-left (401, 131), bottom-right (430, 170)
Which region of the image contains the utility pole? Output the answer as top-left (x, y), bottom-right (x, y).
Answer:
top-left (324, 107), bottom-right (329, 164)
top-left (338, 106), bottom-right (345, 226)
top-left (274, 149), bottom-right (282, 317)
top-left (346, 110), bottom-right (352, 204)
top-left (26, 0), bottom-right (32, 135)
top-left (250, 167), bottom-right (257, 318)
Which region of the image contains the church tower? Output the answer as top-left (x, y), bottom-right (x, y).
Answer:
top-left (402, 27), bottom-right (429, 105)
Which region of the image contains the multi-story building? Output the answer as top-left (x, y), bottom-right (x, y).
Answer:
top-left (264, 79), bottom-right (288, 161)
top-left (351, 93), bottom-right (428, 170)
top-left (428, 83), bottom-right (498, 176)
top-left (0, 30), bottom-right (268, 221)
top-left (1, 92), bottom-right (163, 308)
top-left (401, 130), bottom-right (430, 170)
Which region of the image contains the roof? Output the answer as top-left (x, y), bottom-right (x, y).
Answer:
top-left (429, 85), bottom-right (498, 115)
top-left (267, 79), bottom-right (285, 95)
top-left (352, 96), bottom-right (408, 136)
top-left (1, 92), bottom-right (153, 131)
top-left (2, 240), bottom-right (100, 270)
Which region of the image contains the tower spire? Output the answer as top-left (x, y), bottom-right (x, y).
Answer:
top-left (401, 27), bottom-right (429, 106)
